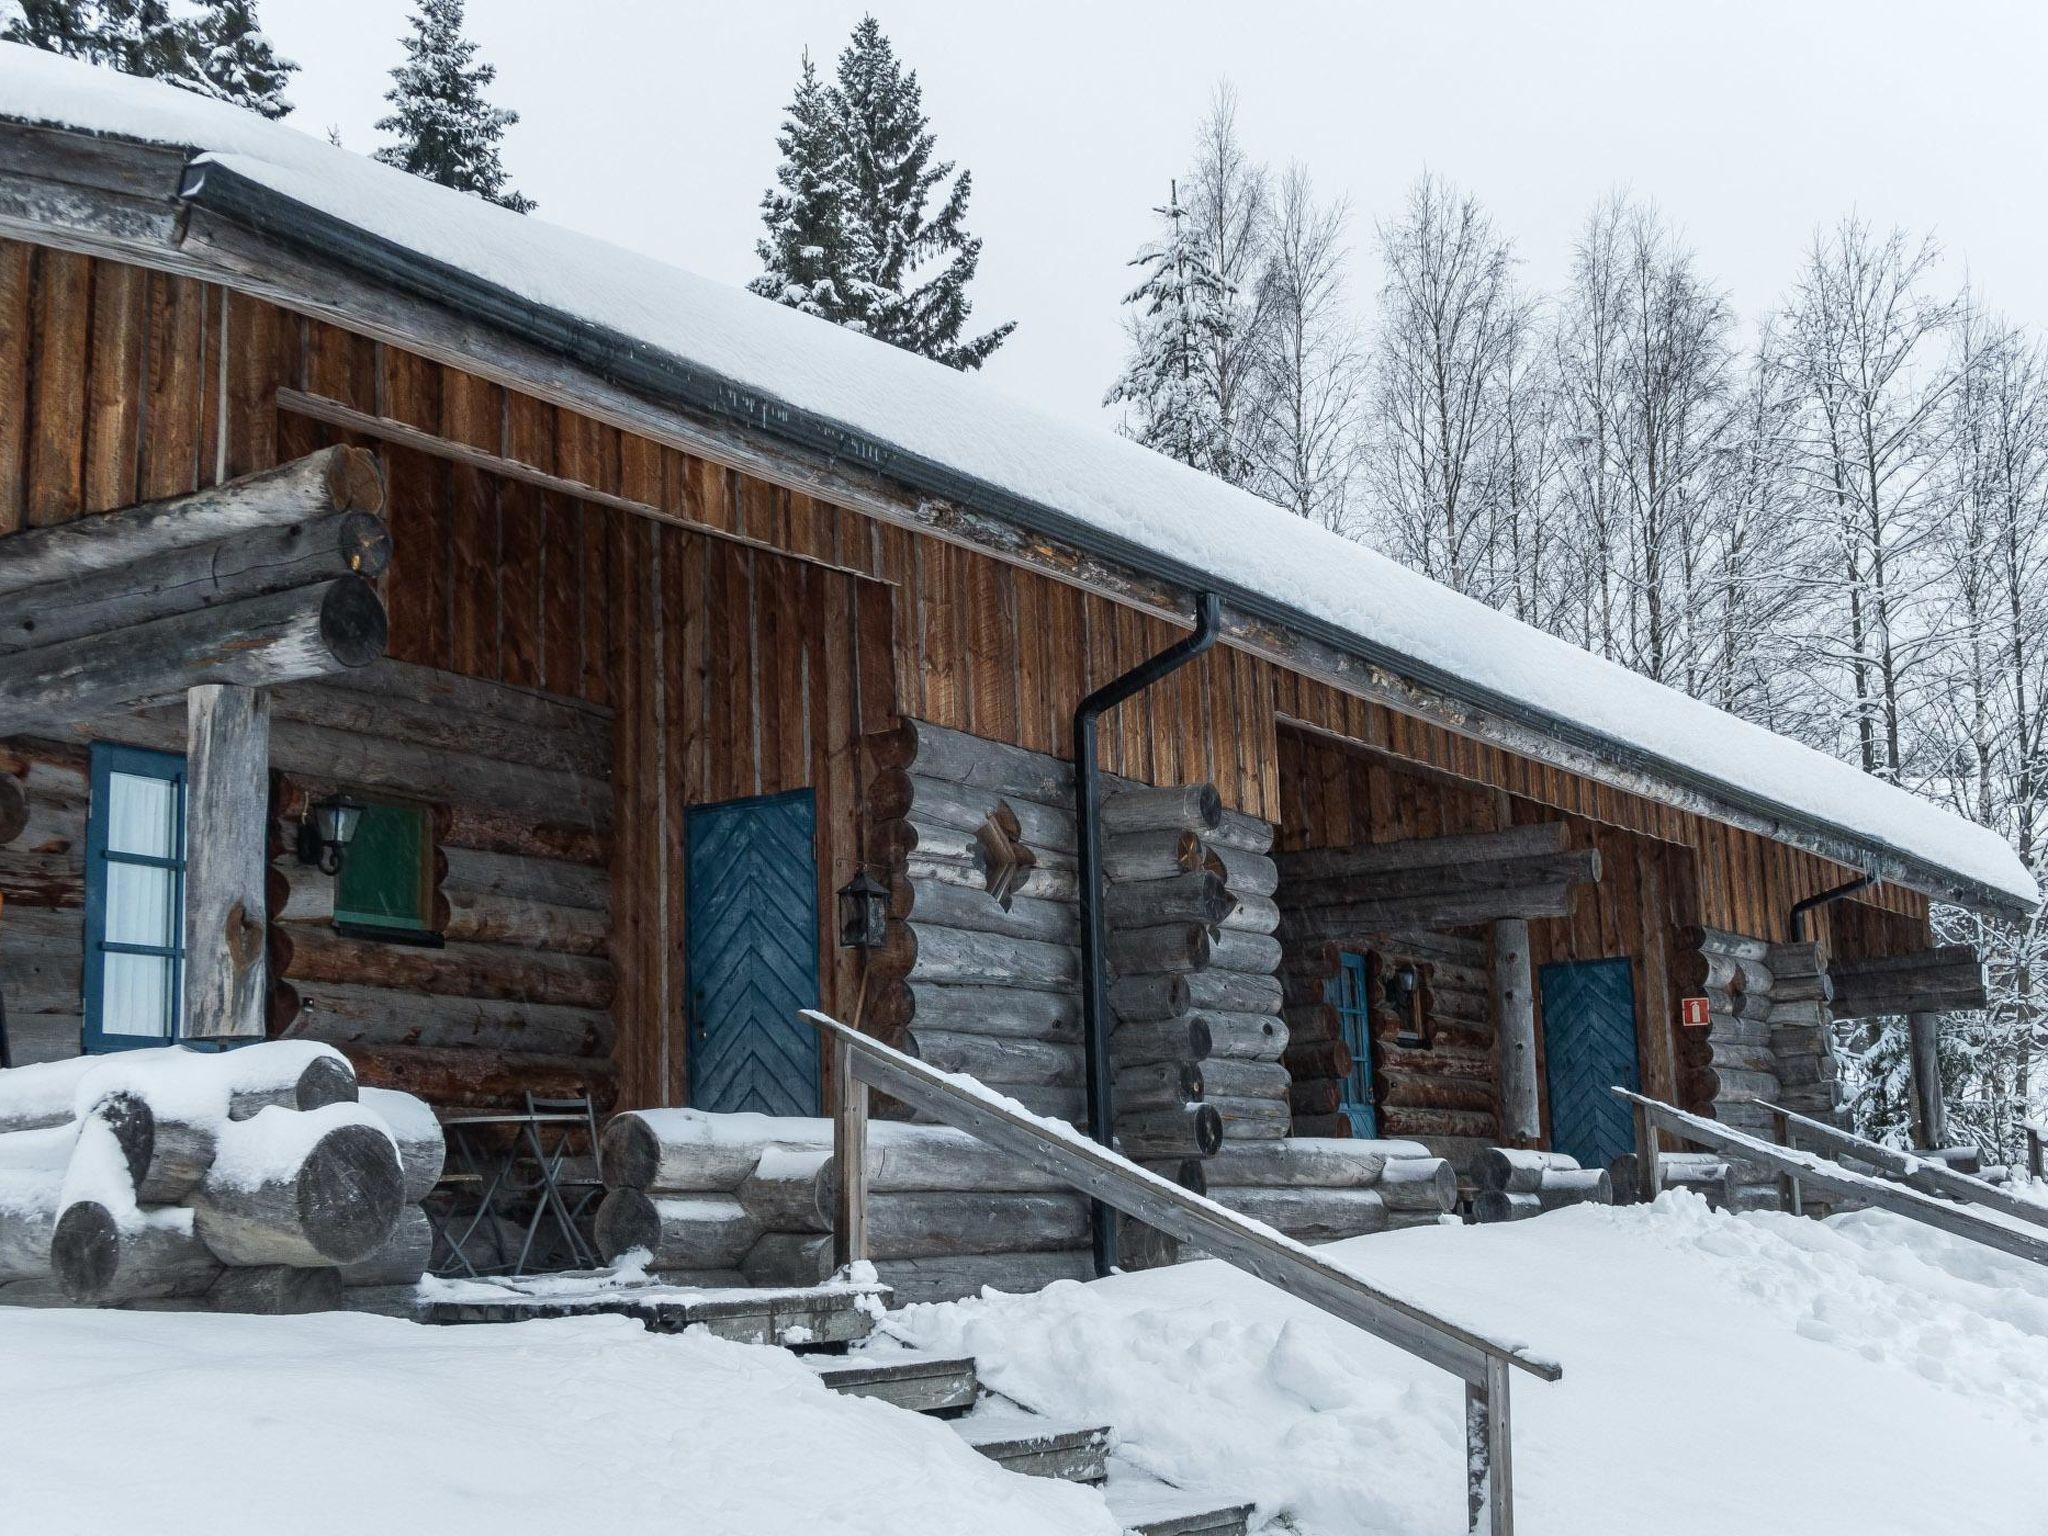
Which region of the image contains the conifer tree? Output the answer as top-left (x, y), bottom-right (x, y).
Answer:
top-left (188, 0), bottom-right (295, 120)
top-left (374, 0), bottom-right (534, 213)
top-left (752, 15), bottom-right (1011, 370)
top-left (747, 51), bottom-right (848, 319)
top-left (1105, 182), bottom-right (1233, 472)
top-left (2, 0), bottom-right (295, 119)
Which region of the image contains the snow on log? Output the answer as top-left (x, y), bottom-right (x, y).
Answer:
top-left (0, 1040), bottom-right (355, 1135)
top-left (1475, 1148), bottom-right (1583, 1194)
top-left (357, 1087), bottom-right (444, 1204)
top-left (187, 1104), bottom-right (403, 1267)
top-left (601, 1110), bottom-right (800, 1193)
top-left (735, 1147), bottom-right (836, 1234)
top-left (593, 1190), bottom-right (759, 1270)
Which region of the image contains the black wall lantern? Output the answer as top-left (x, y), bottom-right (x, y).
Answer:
top-left (296, 793), bottom-right (365, 876)
top-left (1386, 962), bottom-right (1430, 1050)
top-left (836, 867), bottom-right (890, 949)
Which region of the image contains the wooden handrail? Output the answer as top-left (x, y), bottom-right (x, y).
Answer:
top-left (806, 1010), bottom-right (1556, 1535)
top-left (1615, 1088), bottom-right (2048, 1269)
top-left (1759, 1100), bottom-right (2048, 1231)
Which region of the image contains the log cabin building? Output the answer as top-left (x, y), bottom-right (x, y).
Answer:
top-left (0, 51), bottom-right (2035, 1287)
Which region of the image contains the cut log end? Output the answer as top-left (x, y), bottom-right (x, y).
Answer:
top-left (329, 444), bottom-right (387, 516)
top-left (50, 1201), bottom-right (121, 1301)
top-left (319, 576), bottom-right (391, 670)
top-left (296, 1123), bottom-right (407, 1263)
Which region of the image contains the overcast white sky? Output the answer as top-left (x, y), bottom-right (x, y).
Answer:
top-left (259, 0), bottom-right (2048, 428)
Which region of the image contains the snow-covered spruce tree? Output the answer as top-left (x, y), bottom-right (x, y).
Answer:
top-left (1104, 180), bottom-right (1232, 472)
top-left (375, 0), bottom-right (534, 213)
top-left (187, 0), bottom-right (294, 119)
top-left (752, 17), bottom-right (1011, 369)
top-left (748, 50), bottom-right (849, 320)
top-left (3, 0), bottom-right (293, 116)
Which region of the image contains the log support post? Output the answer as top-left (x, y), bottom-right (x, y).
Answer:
top-left (182, 684), bottom-right (270, 1040)
top-left (1631, 1098), bottom-right (1660, 1204)
top-left (2028, 1125), bottom-right (2044, 1183)
top-left (1491, 919), bottom-right (1539, 1145)
top-left (1907, 1011), bottom-right (1947, 1150)
top-left (1465, 1354), bottom-right (1513, 1535)
top-left (831, 1034), bottom-right (869, 1273)
top-left (1770, 1107), bottom-right (1803, 1216)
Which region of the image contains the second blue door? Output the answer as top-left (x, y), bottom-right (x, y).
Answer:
top-left (685, 790), bottom-right (822, 1117)
top-left (1539, 957), bottom-right (1641, 1169)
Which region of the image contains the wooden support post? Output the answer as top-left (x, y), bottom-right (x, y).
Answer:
top-left (1770, 1107), bottom-right (1803, 1216)
top-left (1907, 1012), bottom-right (1946, 1151)
top-left (1632, 1098), bottom-right (1660, 1205)
top-left (1465, 1354), bottom-right (1513, 1534)
top-left (181, 685), bottom-right (270, 1040)
top-left (1491, 919), bottom-right (1539, 1146)
top-left (2029, 1125), bottom-right (2044, 1184)
top-left (832, 1035), bottom-right (869, 1272)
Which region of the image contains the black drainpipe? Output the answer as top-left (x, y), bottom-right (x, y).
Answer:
top-left (1787, 871), bottom-right (1877, 942)
top-left (1075, 591), bottom-right (1223, 1277)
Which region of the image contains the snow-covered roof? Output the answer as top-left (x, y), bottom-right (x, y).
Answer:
top-left (1, 46), bottom-right (2035, 912)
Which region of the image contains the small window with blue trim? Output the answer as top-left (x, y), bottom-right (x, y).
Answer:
top-left (83, 744), bottom-right (187, 1052)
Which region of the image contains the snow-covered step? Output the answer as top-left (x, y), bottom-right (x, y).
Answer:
top-left (421, 1278), bottom-right (882, 1346)
top-left (802, 1350), bottom-right (979, 1414)
top-left (1104, 1474), bottom-right (1253, 1536)
top-left (953, 1406), bottom-right (1111, 1483)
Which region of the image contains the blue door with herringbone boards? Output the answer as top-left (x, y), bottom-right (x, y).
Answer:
top-left (685, 790), bottom-right (822, 1117)
top-left (1539, 957), bottom-right (1641, 1169)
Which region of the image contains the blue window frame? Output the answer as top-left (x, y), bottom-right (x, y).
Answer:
top-left (82, 743), bottom-right (187, 1053)
top-left (1330, 950), bottom-right (1380, 1139)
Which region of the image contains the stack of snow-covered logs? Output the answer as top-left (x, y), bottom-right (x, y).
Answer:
top-left (862, 718), bottom-right (1291, 1164)
top-left (0, 1042), bottom-right (442, 1313)
top-left (1183, 1138), bottom-right (1456, 1253)
top-left (593, 1110), bottom-right (1093, 1303)
top-left (1608, 1151), bottom-right (1735, 1208)
top-left (1469, 1148), bottom-right (1613, 1222)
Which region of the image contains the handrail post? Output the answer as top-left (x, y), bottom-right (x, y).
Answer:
top-left (1632, 1098), bottom-right (1660, 1204)
top-left (1770, 1107), bottom-right (1803, 1216)
top-left (1466, 1355), bottom-right (1513, 1534)
top-left (2029, 1125), bottom-right (2044, 1184)
top-left (832, 1035), bottom-right (869, 1273)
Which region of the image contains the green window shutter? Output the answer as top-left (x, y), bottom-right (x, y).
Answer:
top-left (334, 803), bottom-right (432, 933)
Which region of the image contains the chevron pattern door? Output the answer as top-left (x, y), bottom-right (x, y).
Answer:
top-left (685, 790), bottom-right (823, 1117)
top-left (1539, 957), bottom-right (1641, 1169)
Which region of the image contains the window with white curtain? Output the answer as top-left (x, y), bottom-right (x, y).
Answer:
top-left (83, 745), bottom-right (186, 1052)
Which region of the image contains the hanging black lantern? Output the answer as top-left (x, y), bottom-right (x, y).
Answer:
top-left (296, 793), bottom-right (366, 876)
top-left (836, 867), bottom-right (890, 949)
top-left (1387, 963), bottom-right (1429, 1050)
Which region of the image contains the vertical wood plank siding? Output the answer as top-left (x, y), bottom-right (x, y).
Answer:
top-left (0, 241), bottom-right (1936, 1118)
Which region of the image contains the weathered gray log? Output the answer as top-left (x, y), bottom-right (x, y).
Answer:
top-left (1277, 824), bottom-right (1569, 883)
top-left (1832, 944), bottom-right (1980, 978)
top-left (869, 1249), bottom-right (1092, 1305)
top-left (1535, 1167), bottom-right (1612, 1209)
top-left (440, 885), bottom-right (610, 956)
top-left (1116, 1104), bottom-right (1224, 1159)
top-left (1101, 828), bottom-right (1206, 884)
top-left (0, 1043), bottom-right (356, 1136)
top-left (50, 1204), bottom-right (222, 1302)
top-left (1105, 871), bottom-right (1236, 930)
top-left (1208, 809), bottom-right (1276, 855)
top-left (89, 1091), bottom-right (215, 1204)
top-left (866, 1126), bottom-right (1071, 1193)
top-left (1100, 784), bottom-right (1222, 836)
top-left (741, 1230), bottom-right (833, 1286)
top-left (1607, 1151), bottom-right (1732, 1207)
top-left (901, 772), bottom-right (1078, 855)
top-left (898, 982), bottom-right (1081, 1040)
top-left (1196, 1059), bottom-right (1289, 1101)
top-left (1492, 918), bottom-right (1538, 1144)
top-left (0, 447), bottom-right (384, 600)
top-left (602, 1111), bottom-right (775, 1192)
top-left (892, 922), bottom-right (1079, 991)
top-left (278, 922), bottom-right (614, 1012)
top-left (1763, 941), bottom-right (1826, 977)
top-left (1220, 891), bottom-right (1280, 935)
top-left (1472, 1191), bottom-right (1542, 1223)
top-left (1284, 848), bottom-right (1600, 910)
top-left (1111, 1016), bottom-right (1213, 1066)
top-left (908, 1031), bottom-right (1082, 1088)
top-left (890, 717), bottom-right (1072, 803)
top-left (1378, 1157), bottom-right (1459, 1212)
top-left (0, 1131), bottom-right (67, 1280)
top-left (734, 1148), bottom-right (836, 1233)
top-left (0, 511), bottom-right (391, 657)
top-left (1475, 1147), bottom-right (1581, 1194)
top-left (905, 850), bottom-right (1077, 905)
top-left (1204, 1140), bottom-right (1388, 1189)
top-left (1769, 973), bottom-right (1834, 1004)
top-left (1199, 1011), bottom-right (1288, 1061)
top-left (1114, 1059), bottom-right (1204, 1108)
top-left (1209, 842), bottom-right (1280, 897)
top-left (285, 980), bottom-right (610, 1058)
top-left (1207, 927), bottom-right (1283, 977)
top-left (182, 683), bottom-right (270, 1040)
top-left (865, 1190), bottom-right (1089, 1260)
top-left (593, 1189), bottom-right (760, 1269)
top-left (1830, 974), bottom-right (1990, 1018)
top-left (0, 577), bottom-right (388, 735)
top-left (1107, 924), bottom-right (1212, 977)
top-left (187, 1117), bottom-right (403, 1267)
top-left (1767, 999), bottom-right (1831, 1028)
top-left (1282, 883), bottom-right (1575, 940)
top-left (906, 877), bottom-right (1077, 946)
top-left (207, 1264), bottom-right (344, 1315)
top-left (1213, 1186), bottom-right (1388, 1242)
top-left (337, 1203), bottom-right (432, 1286)
top-left (1208, 1095), bottom-right (1293, 1139)
top-left (1675, 927), bottom-right (1774, 961)
top-left (1108, 972), bottom-right (1193, 1022)
top-left (357, 1088), bottom-right (445, 1205)
top-left (439, 845), bottom-right (608, 912)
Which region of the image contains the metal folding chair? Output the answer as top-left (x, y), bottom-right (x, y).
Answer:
top-left (512, 1091), bottom-right (606, 1273)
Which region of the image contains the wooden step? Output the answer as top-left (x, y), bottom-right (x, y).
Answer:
top-left (954, 1408), bottom-right (1111, 1483)
top-left (1105, 1477), bottom-right (1254, 1536)
top-left (803, 1350), bottom-right (980, 1415)
top-left (421, 1277), bottom-right (883, 1347)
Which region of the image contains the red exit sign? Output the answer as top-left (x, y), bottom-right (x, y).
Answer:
top-left (1679, 996), bottom-right (1711, 1028)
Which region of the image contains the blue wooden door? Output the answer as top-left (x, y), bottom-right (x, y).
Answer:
top-left (1540, 957), bottom-right (1641, 1168)
top-left (1327, 951), bottom-right (1379, 1138)
top-left (685, 790), bottom-right (822, 1117)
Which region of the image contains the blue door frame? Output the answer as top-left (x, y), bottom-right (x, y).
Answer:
top-left (1539, 957), bottom-right (1641, 1168)
top-left (1328, 951), bottom-right (1379, 1139)
top-left (684, 789), bottom-right (823, 1117)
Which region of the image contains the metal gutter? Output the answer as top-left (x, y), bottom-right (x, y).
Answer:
top-left (175, 158), bottom-right (2032, 919)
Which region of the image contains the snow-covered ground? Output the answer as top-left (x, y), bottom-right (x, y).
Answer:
top-left (2, 1193), bottom-right (2042, 1534)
